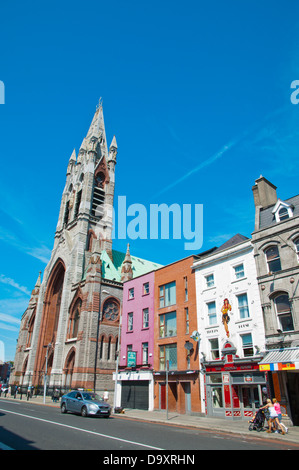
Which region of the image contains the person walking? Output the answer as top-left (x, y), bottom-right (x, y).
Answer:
top-left (273, 398), bottom-right (288, 434)
top-left (261, 399), bottom-right (285, 435)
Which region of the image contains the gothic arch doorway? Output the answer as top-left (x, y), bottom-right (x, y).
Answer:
top-left (64, 349), bottom-right (75, 389)
top-left (34, 259), bottom-right (66, 385)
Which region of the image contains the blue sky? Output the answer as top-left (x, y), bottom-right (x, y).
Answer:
top-left (0, 0), bottom-right (299, 360)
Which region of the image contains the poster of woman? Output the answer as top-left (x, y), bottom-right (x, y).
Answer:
top-left (221, 298), bottom-right (232, 338)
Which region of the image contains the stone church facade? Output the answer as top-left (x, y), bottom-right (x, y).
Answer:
top-left (11, 102), bottom-right (160, 393)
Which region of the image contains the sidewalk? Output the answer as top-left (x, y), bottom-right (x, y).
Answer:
top-left (2, 395), bottom-right (299, 446)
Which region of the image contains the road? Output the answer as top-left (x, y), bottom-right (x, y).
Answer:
top-left (0, 399), bottom-right (296, 452)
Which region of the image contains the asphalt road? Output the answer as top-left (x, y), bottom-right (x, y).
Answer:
top-left (0, 399), bottom-right (296, 453)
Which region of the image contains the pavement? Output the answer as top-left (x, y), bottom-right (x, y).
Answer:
top-left (1, 394), bottom-right (299, 446)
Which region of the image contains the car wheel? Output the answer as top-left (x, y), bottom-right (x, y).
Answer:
top-left (81, 406), bottom-right (88, 417)
top-left (61, 403), bottom-right (67, 414)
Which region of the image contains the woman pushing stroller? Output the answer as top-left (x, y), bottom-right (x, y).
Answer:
top-left (261, 399), bottom-right (286, 435)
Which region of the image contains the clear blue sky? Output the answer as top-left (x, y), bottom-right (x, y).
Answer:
top-left (0, 0), bottom-right (299, 360)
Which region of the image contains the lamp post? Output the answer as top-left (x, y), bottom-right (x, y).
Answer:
top-left (113, 309), bottom-right (122, 413)
top-left (43, 343), bottom-right (52, 404)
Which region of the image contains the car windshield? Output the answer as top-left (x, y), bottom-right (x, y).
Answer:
top-left (82, 392), bottom-right (102, 401)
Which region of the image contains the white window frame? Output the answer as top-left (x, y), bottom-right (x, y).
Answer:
top-left (142, 308), bottom-right (149, 329)
top-left (205, 273), bottom-right (215, 288)
top-left (236, 292), bottom-right (250, 320)
top-left (233, 263), bottom-right (245, 280)
top-left (127, 312), bottom-right (133, 331)
top-left (207, 301), bottom-right (217, 326)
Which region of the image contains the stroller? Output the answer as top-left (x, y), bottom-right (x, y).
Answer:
top-left (248, 408), bottom-right (265, 432)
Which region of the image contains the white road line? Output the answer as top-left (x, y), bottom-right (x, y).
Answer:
top-left (0, 408), bottom-right (163, 450)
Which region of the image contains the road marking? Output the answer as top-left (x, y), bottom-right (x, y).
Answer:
top-left (0, 408), bottom-right (163, 450)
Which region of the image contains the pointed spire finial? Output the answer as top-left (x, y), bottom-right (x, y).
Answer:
top-left (121, 243), bottom-right (133, 282)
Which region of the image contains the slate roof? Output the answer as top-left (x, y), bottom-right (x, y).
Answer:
top-left (259, 194), bottom-right (299, 229)
top-left (213, 234), bottom-right (249, 253)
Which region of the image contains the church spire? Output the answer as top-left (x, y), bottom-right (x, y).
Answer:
top-left (121, 243), bottom-right (133, 282)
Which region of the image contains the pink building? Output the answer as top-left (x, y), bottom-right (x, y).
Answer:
top-left (115, 271), bottom-right (156, 410)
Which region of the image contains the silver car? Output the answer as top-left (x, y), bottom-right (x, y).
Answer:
top-left (60, 390), bottom-right (111, 418)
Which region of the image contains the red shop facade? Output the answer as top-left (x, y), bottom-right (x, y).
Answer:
top-left (203, 342), bottom-right (267, 420)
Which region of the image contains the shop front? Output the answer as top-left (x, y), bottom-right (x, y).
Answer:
top-left (203, 343), bottom-right (266, 420)
top-left (259, 347), bottom-right (299, 426)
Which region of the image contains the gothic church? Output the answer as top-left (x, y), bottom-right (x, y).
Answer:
top-left (11, 102), bottom-right (160, 393)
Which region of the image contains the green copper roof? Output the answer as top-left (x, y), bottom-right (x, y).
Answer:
top-left (82, 249), bottom-right (162, 282)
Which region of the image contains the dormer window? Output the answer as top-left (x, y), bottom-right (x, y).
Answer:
top-left (272, 199), bottom-right (294, 223)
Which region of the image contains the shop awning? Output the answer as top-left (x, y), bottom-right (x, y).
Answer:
top-left (259, 347), bottom-right (299, 371)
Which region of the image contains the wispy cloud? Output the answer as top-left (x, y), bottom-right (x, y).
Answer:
top-left (154, 105), bottom-right (290, 198)
top-left (0, 274), bottom-right (31, 296)
top-left (0, 225), bottom-right (51, 264)
top-left (0, 313), bottom-right (21, 329)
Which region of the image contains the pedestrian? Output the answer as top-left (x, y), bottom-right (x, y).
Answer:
top-left (261, 399), bottom-right (285, 435)
top-left (7, 386), bottom-right (11, 398)
top-left (103, 389), bottom-right (109, 402)
top-left (27, 386), bottom-right (31, 401)
top-left (273, 398), bottom-right (288, 434)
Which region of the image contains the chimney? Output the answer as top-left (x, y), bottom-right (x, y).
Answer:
top-left (252, 176), bottom-right (277, 209)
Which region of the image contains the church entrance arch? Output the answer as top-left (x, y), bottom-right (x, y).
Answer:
top-left (34, 259), bottom-right (66, 385)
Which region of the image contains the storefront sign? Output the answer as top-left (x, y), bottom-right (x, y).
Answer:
top-left (127, 351), bottom-right (137, 368)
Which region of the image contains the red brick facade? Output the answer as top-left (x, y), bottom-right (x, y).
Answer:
top-left (153, 256), bottom-right (202, 414)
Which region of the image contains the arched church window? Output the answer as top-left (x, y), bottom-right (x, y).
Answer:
top-left (102, 299), bottom-right (119, 322)
top-left (26, 311), bottom-right (36, 348)
top-left (68, 299), bottom-right (82, 339)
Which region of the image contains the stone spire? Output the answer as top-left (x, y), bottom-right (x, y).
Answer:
top-left (85, 98), bottom-right (108, 156)
top-left (66, 148), bottom-right (76, 175)
top-left (108, 135), bottom-right (117, 165)
top-left (121, 244), bottom-right (133, 282)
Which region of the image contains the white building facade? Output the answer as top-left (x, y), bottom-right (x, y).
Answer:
top-left (193, 235), bottom-right (266, 420)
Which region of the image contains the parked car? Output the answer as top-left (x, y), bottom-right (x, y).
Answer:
top-left (60, 390), bottom-right (111, 418)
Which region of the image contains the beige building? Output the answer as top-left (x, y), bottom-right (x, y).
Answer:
top-left (252, 176), bottom-right (299, 425)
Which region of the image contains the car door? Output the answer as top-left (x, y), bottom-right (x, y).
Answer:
top-left (72, 392), bottom-right (84, 413)
top-left (66, 391), bottom-right (78, 412)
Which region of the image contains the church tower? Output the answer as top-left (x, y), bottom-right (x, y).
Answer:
top-left (12, 101), bottom-right (125, 392)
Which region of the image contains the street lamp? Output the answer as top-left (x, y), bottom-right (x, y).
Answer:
top-left (43, 343), bottom-right (52, 404)
top-left (113, 309), bottom-right (122, 413)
